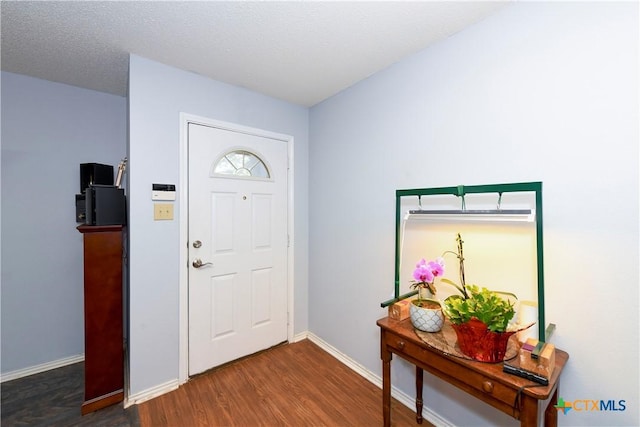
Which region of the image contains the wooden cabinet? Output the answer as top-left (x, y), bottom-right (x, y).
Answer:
top-left (77, 225), bottom-right (124, 414)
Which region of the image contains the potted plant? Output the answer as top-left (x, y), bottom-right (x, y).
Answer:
top-left (415, 233), bottom-right (530, 362)
top-left (409, 258), bottom-right (445, 332)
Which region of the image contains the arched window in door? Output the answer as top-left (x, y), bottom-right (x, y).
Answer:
top-left (213, 150), bottom-right (270, 178)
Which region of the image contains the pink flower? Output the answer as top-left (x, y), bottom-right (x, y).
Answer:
top-left (412, 258), bottom-right (445, 296)
top-left (413, 258), bottom-right (445, 283)
top-left (428, 258), bottom-right (445, 278)
top-left (413, 259), bottom-right (434, 283)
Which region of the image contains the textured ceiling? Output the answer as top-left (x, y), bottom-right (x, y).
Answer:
top-left (1, 1), bottom-right (508, 107)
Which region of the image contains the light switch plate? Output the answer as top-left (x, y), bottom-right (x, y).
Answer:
top-left (154, 203), bottom-right (174, 220)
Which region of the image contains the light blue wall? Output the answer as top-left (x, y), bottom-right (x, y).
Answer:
top-left (309, 2), bottom-right (638, 426)
top-left (2, 3), bottom-right (638, 425)
top-left (1, 72), bottom-right (126, 373)
top-left (127, 55), bottom-right (309, 395)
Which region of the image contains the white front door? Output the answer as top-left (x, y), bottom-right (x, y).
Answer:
top-left (188, 123), bottom-right (288, 375)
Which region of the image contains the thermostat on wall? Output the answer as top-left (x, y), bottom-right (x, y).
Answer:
top-left (152, 184), bottom-right (176, 201)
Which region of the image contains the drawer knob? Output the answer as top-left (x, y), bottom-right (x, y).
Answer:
top-left (397, 341), bottom-right (405, 349)
top-left (482, 381), bottom-right (494, 393)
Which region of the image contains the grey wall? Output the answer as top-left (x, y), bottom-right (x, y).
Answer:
top-left (1, 72), bottom-right (126, 373)
top-left (127, 55), bottom-right (309, 396)
top-left (309, 2), bottom-right (638, 426)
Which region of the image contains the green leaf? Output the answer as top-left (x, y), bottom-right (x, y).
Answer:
top-left (442, 285), bottom-right (515, 332)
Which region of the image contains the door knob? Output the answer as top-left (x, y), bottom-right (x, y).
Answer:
top-left (192, 240), bottom-right (202, 248)
top-left (192, 258), bottom-right (212, 268)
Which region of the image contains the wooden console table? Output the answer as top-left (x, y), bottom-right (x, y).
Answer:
top-left (378, 317), bottom-right (569, 427)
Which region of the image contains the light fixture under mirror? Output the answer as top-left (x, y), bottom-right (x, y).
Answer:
top-left (406, 208), bottom-right (536, 223)
top-left (405, 186), bottom-right (536, 223)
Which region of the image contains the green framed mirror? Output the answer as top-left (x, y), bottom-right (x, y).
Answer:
top-left (381, 182), bottom-right (546, 342)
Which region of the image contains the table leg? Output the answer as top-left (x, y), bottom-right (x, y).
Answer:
top-left (519, 394), bottom-right (539, 427)
top-left (382, 346), bottom-right (392, 427)
top-left (544, 383), bottom-right (559, 427)
top-left (416, 366), bottom-right (424, 424)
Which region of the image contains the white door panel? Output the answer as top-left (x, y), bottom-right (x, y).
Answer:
top-left (188, 123), bottom-right (288, 375)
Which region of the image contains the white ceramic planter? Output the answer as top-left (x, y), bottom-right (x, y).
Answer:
top-left (409, 301), bottom-right (444, 333)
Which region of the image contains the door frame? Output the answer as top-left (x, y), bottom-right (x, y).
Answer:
top-left (178, 113), bottom-right (295, 384)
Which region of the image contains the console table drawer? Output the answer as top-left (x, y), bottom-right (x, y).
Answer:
top-left (452, 365), bottom-right (517, 407)
top-left (385, 331), bottom-right (517, 407)
top-left (386, 331), bottom-right (429, 360)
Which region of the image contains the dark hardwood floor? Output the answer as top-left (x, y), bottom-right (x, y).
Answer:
top-left (2, 339), bottom-right (429, 426)
top-left (1, 361), bottom-right (138, 426)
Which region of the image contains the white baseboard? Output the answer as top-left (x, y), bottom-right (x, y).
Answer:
top-left (124, 333), bottom-right (311, 408)
top-left (125, 378), bottom-right (181, 408)
top-left (306, 332), bottom-right (454, 427)
top-left (306, 332), bottom-right (382, 387)
top-left (1, 354), bottom-right (85, 383)
top-left (292, 330), bottom-right (309, 342)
